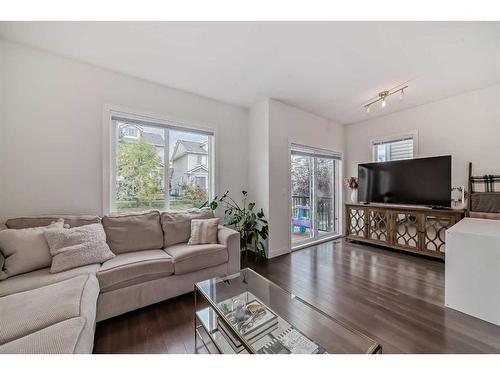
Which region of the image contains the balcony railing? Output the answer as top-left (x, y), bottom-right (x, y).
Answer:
top-left (291, 195), bottom-right (333, 232)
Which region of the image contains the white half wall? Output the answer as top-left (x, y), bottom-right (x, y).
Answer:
top-left (268, 100), bottom-right (345, 257)
top-left (0, 40), bottom-right (248, 221)
top-left (345, 84), bottom-right (500, 189)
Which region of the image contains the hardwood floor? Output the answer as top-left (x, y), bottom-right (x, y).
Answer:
top-left (93, 239), bottom-right (500, 354)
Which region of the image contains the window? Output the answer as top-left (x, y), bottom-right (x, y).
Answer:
top-left (122, 126), bottom-right (139, 138)
top-left (372, 133), bottom-right (417, 162)
top-left (108, 112), bottom-right (214, 213)
top-left (195, 176), bottom-right (206, 188)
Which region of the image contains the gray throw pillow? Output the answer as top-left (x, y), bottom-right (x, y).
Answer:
top-left (188, 218), bottom-right (220, 245)
top-left (44, 223), bottom-right (115, 273)
top-left (0, 220), bottom-right (65, 280)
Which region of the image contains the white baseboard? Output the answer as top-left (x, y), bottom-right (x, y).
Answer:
top-left (267, 247), bottom-right (290, 259)
top-left (291, 234), bottom-right (343, 251)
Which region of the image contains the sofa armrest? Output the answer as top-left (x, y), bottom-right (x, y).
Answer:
top-left (218, 225), bottom-right (240, 275)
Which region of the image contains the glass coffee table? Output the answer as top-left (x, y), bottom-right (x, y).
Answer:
top-left (194, 268), bottom-right (381, 354)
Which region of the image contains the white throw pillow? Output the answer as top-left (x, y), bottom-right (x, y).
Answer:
top-left (188, 218), bottom-right (220, 245)
top-left (0, 220), bottom-right (65, 280)
top-left (44, 223), bottom-right (115, 273)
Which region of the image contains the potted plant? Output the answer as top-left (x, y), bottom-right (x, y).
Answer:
top-left (209, 190), bottom-right (269, 262)
top-left (344, 176), bottom-right (359, 203)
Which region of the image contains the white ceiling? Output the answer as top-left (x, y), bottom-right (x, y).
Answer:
top-left (1, 22), bottom-right (499, 124)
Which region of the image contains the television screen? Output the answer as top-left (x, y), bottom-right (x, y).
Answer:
top-left (357, 156), bottom-right (451, 207)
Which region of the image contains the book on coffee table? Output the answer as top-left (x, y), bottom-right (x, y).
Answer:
top-left (216, 296), bottom-right (279, 351)
top-left (217, 320), bottom-right (278, 353)
top-left (258, 326), bottom-right (328, 354)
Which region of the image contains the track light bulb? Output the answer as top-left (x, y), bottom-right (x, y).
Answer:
top-left (366, 106), bottom-right (370, 114)
top-left (381, 99), bottom-right (386, 108)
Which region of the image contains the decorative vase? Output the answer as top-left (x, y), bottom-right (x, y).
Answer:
top-left (350, 189), bottom-right (358, 203)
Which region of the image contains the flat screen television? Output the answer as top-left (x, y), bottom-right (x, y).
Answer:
top-left (357, 155), bottom-right (451, 207)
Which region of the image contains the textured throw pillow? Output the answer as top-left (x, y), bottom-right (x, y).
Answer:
top-left (0, 224), bottom-right (5, 271)
top-left (0, 220), bottom-right (65, 280)
top-left (188, 218), bottom-right (220, 245)
top-left (44, 223), bottom-right (115, 273)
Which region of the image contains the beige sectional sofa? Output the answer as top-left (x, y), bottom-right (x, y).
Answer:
top-left (0, 209), bottom-right (240, 354)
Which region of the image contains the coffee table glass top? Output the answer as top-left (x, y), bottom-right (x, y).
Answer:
top-left (194, 268), bottom-right (381, 354)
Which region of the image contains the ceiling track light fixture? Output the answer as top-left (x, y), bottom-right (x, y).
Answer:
top-left (364, 85), bottom-right (408, 114)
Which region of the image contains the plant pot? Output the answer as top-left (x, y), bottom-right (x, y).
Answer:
top-left (241, 247), bottom-right (266, 267)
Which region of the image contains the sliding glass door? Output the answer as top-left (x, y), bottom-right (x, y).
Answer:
top-left (291, 144), bottom-right (341, 247)
top-left (291, 153), bottom-right (314, 243)
top-left (315, 157), bottom-right (336, 238)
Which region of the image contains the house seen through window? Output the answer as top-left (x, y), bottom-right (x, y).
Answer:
top-left (372, 135), bottom-right (415, 162)
top-left (111, 114), bottom-right (213, 213)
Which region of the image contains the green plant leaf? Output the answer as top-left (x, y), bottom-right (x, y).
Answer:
top-left (214, 189), bottom-right (268, 257)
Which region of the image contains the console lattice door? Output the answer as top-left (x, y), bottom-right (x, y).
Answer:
top-left (348, 207), bottom-right (366, 238)
top-left (424, 215), bottom-right (453, 253)
top-left (368, 210), bottom-right (388, 242)
top-left (395, 213), bottom-right (419, 249)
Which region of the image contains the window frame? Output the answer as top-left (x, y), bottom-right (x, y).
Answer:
top-left (371, 130), bottom-right (418, 162)
top-left (102, 105), bottom-right (217, 215)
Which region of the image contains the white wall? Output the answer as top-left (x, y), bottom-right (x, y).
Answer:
top-left (0, 40), bottom-right (248, 221)
top-left (345, 84), bottom-right (500, 189)
top-left (268, 100), bottom-right (345, 257)
top-left (247, 99), bottom-right (270, 218)
top-left (4, 37), bottom-right (498, 257)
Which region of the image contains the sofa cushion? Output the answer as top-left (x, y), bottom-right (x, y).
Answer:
top-left (5, 215), bottom-right (100, 229)
top-left (470, 192), bottom-right (500, 213)
top-left (0, 317), bottom-right (89, 354)
top-left (161, 208), bottom-right (214, 247)
top-left (44, 223), bottom-right (115, 273)
top-left (0, 220), bottom-right (65, 280)
top-left (0, 264), bottom-right (100, 297)
top-left (97, 249), bottom-right (174, 290)
top-left (0, 274), bottom-right (99, 346)
top-left (102, 211), bottom-right (163, 254)
top-left (165, 243), bottom-right (228, 275)
top-left (188, 218), bottom-right (220, 245)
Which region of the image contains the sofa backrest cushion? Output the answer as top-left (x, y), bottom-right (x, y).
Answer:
top-left (0, 220), bottom-right (66, 280)
top-left (161, 208), bottom-right (214, 247)
top-left (102, 211), bottom-right (163, 254)
top-left (6, 215), bottom-right (101, 229)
